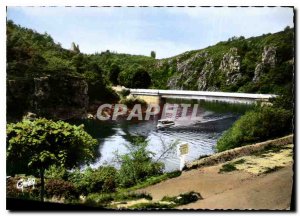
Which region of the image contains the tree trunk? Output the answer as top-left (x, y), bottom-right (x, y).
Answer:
top-left (40, 168), bottom-right (45, 202)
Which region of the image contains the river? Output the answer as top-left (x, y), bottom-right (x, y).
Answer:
top-left (72, 99), bottom-right (253, 172)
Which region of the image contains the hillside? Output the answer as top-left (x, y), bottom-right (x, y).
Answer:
top-left (81, 26), bottom-right (294, 94)
top-left (153, 27), bottom-right (294, 93)
top-left (6, 20), bottom-right (294, 120)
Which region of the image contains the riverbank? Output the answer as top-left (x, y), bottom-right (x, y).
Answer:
top-left (131, 135), bottom-right (294, 210)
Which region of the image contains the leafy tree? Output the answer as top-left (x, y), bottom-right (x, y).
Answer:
top-left (109, 64), bottom-right (121, 85)
top-left (6, 118), bottom-right (98, 202)
top-left (118, 66), bottom-right (151, 89)
top-left (132, 67), bottom-right (151, 88)
top-left (150, 51), bottom-right (156, 59)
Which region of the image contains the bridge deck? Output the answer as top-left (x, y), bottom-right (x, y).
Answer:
top-left (129, 89), bottom-right (276, 100)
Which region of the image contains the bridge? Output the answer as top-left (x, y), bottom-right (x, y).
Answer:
top-left (129, 89), bottom-right (277, 104)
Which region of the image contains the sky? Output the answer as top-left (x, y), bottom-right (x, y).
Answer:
top-left (7, 7), bottom-right (294, 59)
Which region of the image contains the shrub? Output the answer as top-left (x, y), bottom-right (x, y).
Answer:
top-left (119, 88), bottom-right (130, 98)
top-left (161, 191), bottom-right (202, 206)
top-left (114, 192), bottom-right (152, 201)
top-left (219, 163), bottom-right (237, 173)
top-left (6, 176), bottom-right (40, 200)
top-left (116, 137), bottom-right (164, 188)
top-left (263, 166), bottom-right (283, 174)
top-left (216, 106), bottom-right (293, 152)
top-left (45, 165), bottom-right (68, 180)
top-left (85, 193), bottom-right (113, 206)
top-left (119, 96), bottom-right (147, 108)
top-left (129, 202), bottom-right (173, 209)
top-left (69, 166), bottom-right (117, 195)
top-left (45, 179), bottom-right (79, 200)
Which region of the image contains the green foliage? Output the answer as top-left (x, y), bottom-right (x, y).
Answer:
top-left (161, 191), bottom-right (202, 206)
top-left (114, 192), bottom-right (152, 201)
top-left (150, 51), bottom-right (156, 59)
top-left (118, 65), bottom-right (151, 88)
top-left (7, 20), bottom-right (119, 105)
top-left (216, 106), bottom-right (293, 152)
top-left (6, 176), bottom-right (40, 200)
top-left (119, 88), bottom-right (130, 98)
top-left (85, 193), bottom-right (113, 206)
top-left (7, 20), bottom-right (294, 94)
top-left (6, 118), bottom-right (98, 175)
top-left (128, 202), bottom-right (173, 209)
top-left (121, 170), bottom-right (181, 191)
top-left (109, 63), bottom-right (121, 85)
top-left (116, 136), bottom-right (164, 188)
top-left (45, 165), bottom-right (69, 180)
top-left (119, 96), bottom-right (147, 108)
top-left (219, 163), bottom-right (237, 173)
top-left (45, 179), bottom-right (79, 200)
top-left (85, 192), bottom-right (152, 207)
top-left (69, 166), bottom-right (117, 195)
top-left (263, 166), bottom-right (283, 174)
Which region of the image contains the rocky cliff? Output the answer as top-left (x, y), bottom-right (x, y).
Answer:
top-left (156, 28), bottom-right (294, 93)
top-left (7, 75), bottom-right (89, 121)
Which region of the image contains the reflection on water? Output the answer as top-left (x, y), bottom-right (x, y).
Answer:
top-left (71, 99), bottom-right (253, 172)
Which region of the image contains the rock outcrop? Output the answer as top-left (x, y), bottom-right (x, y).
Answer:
top-left (7, 75), bottom-right (89, 120)
top-left (197, 58), bottom-right (214, 90)
top-left (253, 46), bottom-right (277, 82)
top-left (262, 46), bottom-right (276, 67)
top-left (219, 47), bottom-right (242, 86)
top-left (167, 52), bottom-right (210, 90)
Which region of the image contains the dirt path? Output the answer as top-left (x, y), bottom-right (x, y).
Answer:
top-left (137, 145), bottom-right (294, 210)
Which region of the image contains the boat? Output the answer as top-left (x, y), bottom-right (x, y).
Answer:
top-left (157, 119), bottom-right (175, 129)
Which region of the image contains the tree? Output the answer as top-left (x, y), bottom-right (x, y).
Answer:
top-left (150, 51), bottom-right (156, 59)
top-left (118, 66), bottom-right (151, 89)
top-left (109, 64), bottom-right (121, 85)
top-left (132, 67), bottom-right (151, 88)
top-left (6, 118), bottom-right (98, 202)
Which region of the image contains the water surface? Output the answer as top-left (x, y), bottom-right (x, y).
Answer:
top-left (72, 99), bottom-right (252, 172)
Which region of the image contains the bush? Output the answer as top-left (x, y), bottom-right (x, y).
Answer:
top-left (45, 165), bottom-right (68, 180)
top-left (69, 166), bottom-right (117, 195)
top-left (119, 88), bottom-right (130, 98)
top-left (85, 193), bottom-right (113, 206)
top-left (161, 191), bottom-right (202, 206)
top-left (6, 176), bottom-right (40, 200)
top-left (45, 179), bottom-right (79, 200)
top-left (216, 106), bottom-right (293, 152)
top-left (219, 163), bottom-right (237, 173)
top-left (129, 202), bottom-right (173, 209)
top-left (117, 136), bottom-right (164, 188)
top-left (114, 192), bottom-right (152, 201)
top-left (119, 96), bottom-right (147, 108)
